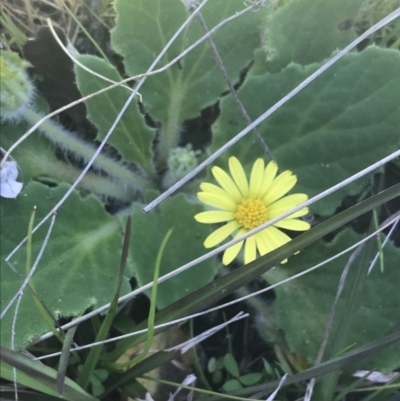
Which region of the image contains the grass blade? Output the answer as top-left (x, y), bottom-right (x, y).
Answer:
top-left (77, 216), bottom-right (131, 389)
top-left (57, 325), bottom-right (78, 396)
top-left (0, 347), bottom-right (97, 401)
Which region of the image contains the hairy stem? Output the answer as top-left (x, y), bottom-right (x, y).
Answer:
top-left (24, 108), bottom-right (154, 191)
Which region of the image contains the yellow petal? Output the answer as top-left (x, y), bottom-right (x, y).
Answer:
top-left (269, 207), bottom-right (309, 220)
top-left (269, 193), bottom-right (308, 211)
top-left (270, 226), bottom-right (301, 264)
top-left (288, 208), bottom-right (309, 219)
top-left (261, 226), bottom-right (291, 252)
top-left (195, 211), bottom-right (234, 224)
top-left (263, 171), bottom-right (297, 205)
top-left (244, 234), bottom-right (257, 264)
top-left (258, 160), bottom-right (278, 198)
top-left (198, 192), bottom-right (236, 211)
top-left (200, 182), bottom-right (230, 198)
top-left (249, 158), bottom-right (265, 198)
top-left (273, 219), bottom-right (311, 231)
top-left (269, 226), bottom-right (292, 246)
top-left (229, 156), bottom-right (249, 197)
top-left (212, 166), bottom-right (242, 202)
top-left (255, 230), bottom-right (272, 256)
top-left (204, 221), bottom-right (239, 248)
top-left (222, 228), bottom-right (246, 265)
top-left (268, 194), bottom-right (309, 219)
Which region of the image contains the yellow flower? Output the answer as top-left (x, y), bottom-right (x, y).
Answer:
top-left (194, 157), bottom-right (311, 265)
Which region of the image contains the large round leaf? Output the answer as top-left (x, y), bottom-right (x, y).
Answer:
top-left (212, 47), bottom-right (400, 215)
top-left (130, 193), bottom-right (215, 309)
top-left (0, 182), bottom-right (130, 349)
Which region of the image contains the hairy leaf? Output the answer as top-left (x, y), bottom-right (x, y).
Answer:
top-left (252, 0), bottom-right (365, 74)
top-left (212, 47), bottom-right (400, 215)
top-left (129, 193), bottom-right (215, 308)
top-left (0, 182), bottom-right (130, 349)
top-left (111, 0), bottom-right (268, 165)
top-left (75, 55), bottom-right (156, 177)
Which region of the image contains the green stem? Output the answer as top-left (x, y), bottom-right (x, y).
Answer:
top-left (189, 319), bottom-right (213, 391)
top-left (9, 130), bottom-right (136, 201)
top-left (157, 81), bottom-right (184, 168)
top-left (109, 229), bottom-right (173, 370)
top-left (24, 108), bottom-right (154, 191)
top-left (56, 165), bottom-right (137, 202)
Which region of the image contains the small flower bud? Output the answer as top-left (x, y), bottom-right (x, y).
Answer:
top-left (0, 50), bottom-right (34, 123)
top-left (162, 145), bottom-right (200, 189)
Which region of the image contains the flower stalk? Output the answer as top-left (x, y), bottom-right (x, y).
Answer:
top-left (23, 108), bottom-right (153, 191)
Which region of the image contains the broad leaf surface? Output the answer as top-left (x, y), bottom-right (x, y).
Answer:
top-left (212, 47), bottom-right (400, 215)
top-left (0, 182), bottom-right (130, 349)
top-left (252, 0), bottom-right (365, 74)
top-left (111, 0), bottom-right (268, 164)
top-left (129, 194), bottom-right (215, 309)
top-left (264, 229), bottom-right (400, 372)
top-left (75, 55), bottom-right (155, 176)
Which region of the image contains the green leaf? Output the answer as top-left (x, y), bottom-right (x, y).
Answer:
top-left (0, 182), bottom-right (131, 349)
top-left (223, 353), bottom-right (240, 378)
top-left (212, 47), bottom-right (400, 215)
top-left (239, 372), bottom-right (263, 386)
top-left (0, 347), bottom-right (97, 401)
top-left (264, 229), bottom-right (400, 372)
top-left (129, 193), bottom-right (215, 308)
top-left (262, 358), bottom-right (274, 376)
top-left (223, 379), bottom-right (243, 392)
top-left (74, 55), bottom-right (156, 177)
top-left (254, 0), bottom-right (365, 74)
top-left (207, 356), bottom-right (217, 373)
top-left (212, 369), bottom-right (223, 384)
top-left (111, 0), bottom-right (268, 165)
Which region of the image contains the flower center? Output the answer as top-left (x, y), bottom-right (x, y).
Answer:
top-left (235, 198), bottom-right (267, 230)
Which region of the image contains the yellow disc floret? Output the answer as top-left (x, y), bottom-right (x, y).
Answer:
top-left (235, 198), bottom-right (267, 230)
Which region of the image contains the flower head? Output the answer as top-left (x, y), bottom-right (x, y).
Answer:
top-left (194, 157), bottom-right (310, 265)
top-left (162, 144), bottom-right (200, 189)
